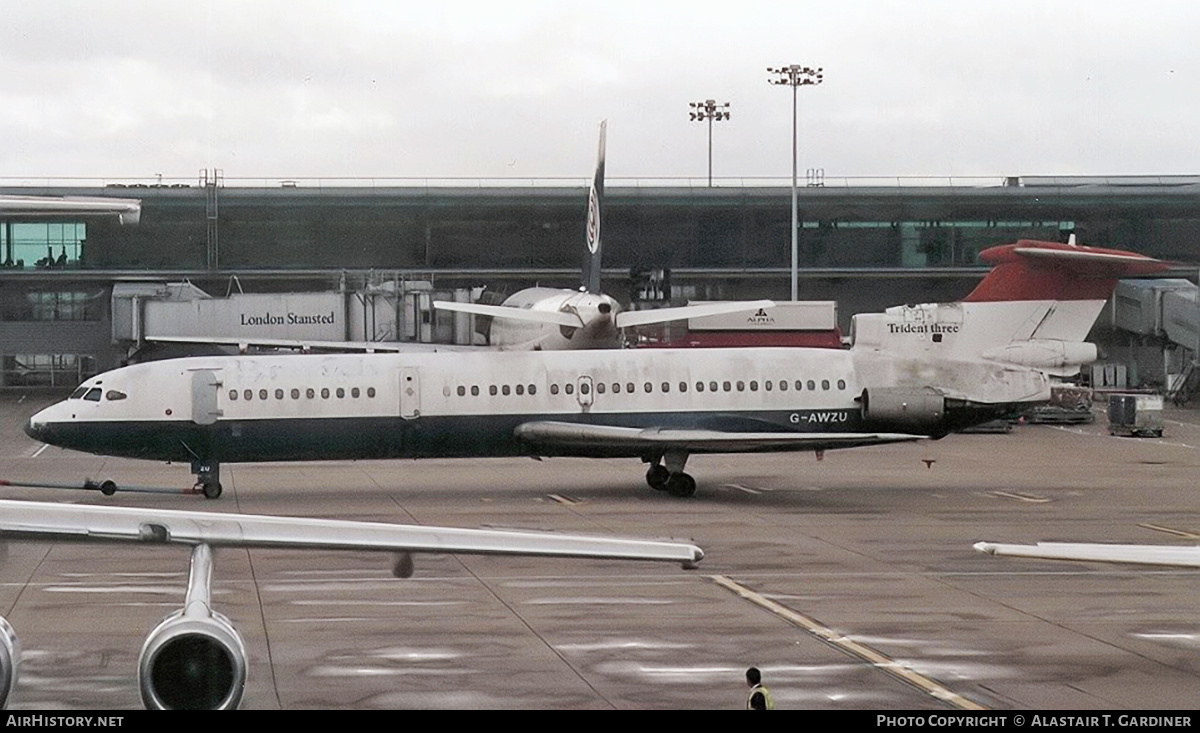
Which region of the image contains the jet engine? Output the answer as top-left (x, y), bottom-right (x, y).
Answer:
top-left (861, 387), bottom-right (945, 428)
top-left (138, 607), bottom-right (246, 710)
top-left (0, 617), bottom-right (19, 709)
top-left (137, 542), bottom-right (246, 710)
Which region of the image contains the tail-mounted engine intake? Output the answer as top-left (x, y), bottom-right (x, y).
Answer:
top-left (0, 617), bottom-right (19, 709)
top-left (861, 387), bottom-right (946, 428)
top-left (138, 544), bottom-right (247, 710)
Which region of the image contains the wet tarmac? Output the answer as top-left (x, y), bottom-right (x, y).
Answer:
top-left (1, 391), bottom-right (1198, 709)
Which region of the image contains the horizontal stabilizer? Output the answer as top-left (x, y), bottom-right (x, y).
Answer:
top-left (974, 541), bottom-right (1200, 567)
top-left (966, 240), bottom-right (1170, 302)
top-left (0, 499), bottom-right (703, 565)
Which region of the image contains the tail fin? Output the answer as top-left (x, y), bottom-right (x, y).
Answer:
top-left (581, 120), bottom-right (606, 294)
top-left (851, 239), bottom-right (1169, 376)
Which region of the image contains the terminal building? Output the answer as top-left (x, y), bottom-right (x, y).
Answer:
top-left (1, 174), bottom-right (1198, 391)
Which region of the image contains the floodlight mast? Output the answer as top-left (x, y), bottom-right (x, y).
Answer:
top-left (767, 65), bottom-right (823, 301)
top-left (688, 99), bottom-right (731, 187)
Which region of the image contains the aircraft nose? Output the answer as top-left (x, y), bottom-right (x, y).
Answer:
top-left (24, 417), bottom-right (45, 442)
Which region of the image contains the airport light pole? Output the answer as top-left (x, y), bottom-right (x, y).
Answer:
top-left (688, 99), bottom-right (731, 187)
top-left (768, 65), bottom-right (823, 300)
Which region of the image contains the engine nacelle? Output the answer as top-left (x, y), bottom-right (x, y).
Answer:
top-left (861, 387), bottom-right (945, 428)
top-left (980, 340), bottom-right (1098, 373)
top-left (138, 609), bottom-right (246, 710)
top-left (0, 617), bottom-right (19, 709)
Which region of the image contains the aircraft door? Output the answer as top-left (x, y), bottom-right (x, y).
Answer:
top-left (576, 375), bottom-right (594, 410)
top-left (399, 367), bottom-right (421, 419)
top-left (190, 369), bottom-right (223, 425)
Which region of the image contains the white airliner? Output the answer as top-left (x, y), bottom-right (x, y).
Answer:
top-left (432, 121), bottom-right (774, 350)
top-left (0, 498), bottom-right (702, 709)
top-left (24, 239), bottom-right (1167, 499)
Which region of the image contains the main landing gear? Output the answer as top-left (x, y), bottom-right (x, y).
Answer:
top-left (644, 452), bottom-right (696, 498)
top-left (191, 460), bottom-right (223, 499)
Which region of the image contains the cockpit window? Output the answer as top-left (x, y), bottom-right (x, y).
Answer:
top-left (105, 390), bottom-right (128, 401)
top-left (83, 388), bottom-right (102, 402)
top-left (69, 387), bottom-right (88, 399)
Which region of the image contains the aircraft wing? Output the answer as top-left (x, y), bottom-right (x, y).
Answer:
top-left (974, 541), bottom-right (1200, 568)
top-left (515, 420), bottom-right (924, 453)
top-left (432, 301), bottom-right (585, 328)
top-left (614, 300), bottom-right (776, 328)
top-left (0, 499), bottom-right (703, 567)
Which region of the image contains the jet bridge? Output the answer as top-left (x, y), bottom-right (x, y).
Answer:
top-left (1110, 278), bottom-right (1200, 402)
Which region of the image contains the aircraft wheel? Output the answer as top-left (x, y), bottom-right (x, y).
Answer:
top-left (646, 464), bottom-right (670, 491)
top-left (203, 482), bottom-right (223, 500)
top-left (99, 480), bottom-right (118, 496)
top-left (665, 473), bottom-right (696, 498)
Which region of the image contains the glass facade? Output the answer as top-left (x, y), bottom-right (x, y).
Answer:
top-left (1, 222), bottom-right (86, 269)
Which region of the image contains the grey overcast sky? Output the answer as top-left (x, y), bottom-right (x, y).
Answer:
top-left (1, 1), bottom-right (1197, 182)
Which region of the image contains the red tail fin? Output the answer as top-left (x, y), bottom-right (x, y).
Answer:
top-left (964, 240), bottom-right (1168, 303)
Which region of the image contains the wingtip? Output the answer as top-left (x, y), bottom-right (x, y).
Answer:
top-left (973, 542), bottom-right (997, 555)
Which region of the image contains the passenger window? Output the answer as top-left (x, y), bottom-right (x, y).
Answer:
top-left (229, 390), bottom-right (238, 401)
top-left (306, 388), bottom-right (315, 399)
top-left (490, 385), bottom-right (498, 396)
top-left (291, 388), bottom-right (301, 399)
top-left (502, 385), bottom-right (511, 396)
top-left (837, 379), bottom-right (846, 390)
top-left (779, 380), bottom-right (787, 391)
top-left (723, 381), bottom-right (731, 392)
top-left (471, 385), bottom-right (479, 396)
top-left (337, 387), bottom-right (345, 398)
top-left (84, 388), bottom-right (102, 402)
top-left (367, 387), bottom-right (376, 398)
top-left (565, 383), bottom-right (575, 395)
top-left (579, 382), bottom-right (589, 395)
top-left (822, 379), bottom-right (830, 390)
top-left (596, 383), bottom-right (605, 394)
top-left (626, 382), bottom-right (635, 393)
top-left (612, 383), bottom-right (621, 394)
top-left (276, 388), bottom-right (285, 400)
top-left (696, 381), bottom-right (704, 392)
top-left (736, 381), bottom-right (745, 392)
top-left (457, 386), bottom-right (466, 397)
top-left (661, 382), bottom-right (669, 393)
top-left (352, 387), bottom-right (360, 398)
top-left (644, 382), bottom-right (652, 393)
top-left (807, 380), bottom-right (816, 391)
top-left (550, 384), bottom-right (559, 395)
top-left (765, 380), bottom-right (773, 391)
top-left (750, 381), bottom-right (758, 391)
top-left (321, 388), bottom-right (330, 399)
top-left (528, 384), bottom-right (536, 396)
top-left (796, 380), bottom-right (804, 391)
top-left (244, 389), bottom-right (253, 401)
top-left (679, 382), bottom-right (688, 392)
top-left (259, 389), bottom-right (268, 400)
top-left (105, 390), bottom-right (127, 401)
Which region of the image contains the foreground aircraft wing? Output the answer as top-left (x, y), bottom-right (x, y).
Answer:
top-left (974, 541), bottom-right (1200, 568)
top-left (515, 420), bottom-right (924, 454)
top-left (614, 300), bottom-right (776, 329)
top-left (0, 499), bottom-right (703, 567)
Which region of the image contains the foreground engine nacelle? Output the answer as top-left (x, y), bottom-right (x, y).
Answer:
top-left (861, 387), bottom-right (945, 428)
top-left (138, 608), bottom-right (247, 710)
top-left (0, 617), bottom-right (19, 709)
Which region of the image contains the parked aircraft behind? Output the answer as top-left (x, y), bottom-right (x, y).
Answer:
top-left (432, 121), bottom-right (773, 350)
top-left (0, 499), bottom-right (702, 709)
top-left (24, 239), bottom-right (1167, 499)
